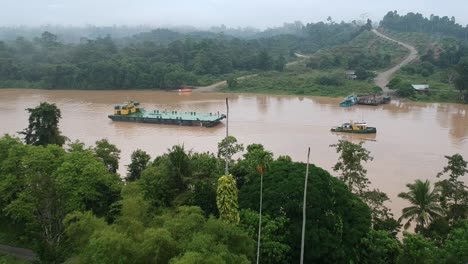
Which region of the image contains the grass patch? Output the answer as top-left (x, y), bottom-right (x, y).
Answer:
top-left (223, 69), bottom-right (381, 97)
top-left (394, 70), bottom-right (461, 103)
top-left (380, 30), bottom-right (442, 54)
top-left (299, 30), bottom-right (409, 71)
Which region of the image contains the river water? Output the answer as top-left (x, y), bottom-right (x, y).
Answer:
top-left (1, 89), bottom-right (467, 217)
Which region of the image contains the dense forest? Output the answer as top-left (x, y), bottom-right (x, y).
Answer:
top-left (0, 20), bottom-right (367, 90)
top-left (380, 11), bottom-right (468, 41)
top-left (1, 11), bottom-right (468, 101)
top-left (1, 102), bottom-right (467, 263)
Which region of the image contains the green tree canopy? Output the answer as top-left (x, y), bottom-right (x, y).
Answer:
top-left (216, 175), bottom-right (240, 224)
top-left (20, 102), bottom-right (67, 146)
top-left (398, 179), bottom-right (445, 230)
top-left (239, 159), bottom-right (371, 263)
top-left (94, 139), bottom-right (121, 174)
top-left (126, 149), bottom-right (151, 182)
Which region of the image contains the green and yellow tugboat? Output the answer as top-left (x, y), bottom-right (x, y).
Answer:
top-left (331, 121), bottom-right (377, 134)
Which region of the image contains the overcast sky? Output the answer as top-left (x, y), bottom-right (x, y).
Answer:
top-left (1, 0), bottom-right (468, 28)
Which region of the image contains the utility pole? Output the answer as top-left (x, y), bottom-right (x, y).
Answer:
top-left (225, 98), bottom-right (229, 175)
top-left (300, 147), bottom-right (311, 264)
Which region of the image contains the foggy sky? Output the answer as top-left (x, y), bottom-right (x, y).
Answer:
top-left (2, 0), bottom-right (468, 28)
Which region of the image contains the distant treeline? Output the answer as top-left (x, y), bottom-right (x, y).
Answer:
top-left (381, 11), bottom-right (468, 41)
top-left (0, 21), bottom-right (365, 90)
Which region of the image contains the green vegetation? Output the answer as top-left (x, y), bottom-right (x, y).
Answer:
top-left (0, 21), bottom-right (364, 90)
top-left (0, 102), bottom-right (466, 262)
top-left (398, 180), bottom-right (445, 230)
top-left (389, 71), bottom-right (460, 102)
top-left (20, 102), bottom-right (66, 146)
top-left (379, 12), bottom-right (468, 103)
top-left (381, 11), bottom-right (468, 41)
top-left (0, 253), bottom-right (30, 264)
top-left (305, 30), bottom-right (408, 70)
top-left (224, 69), bottom-right (381, 96)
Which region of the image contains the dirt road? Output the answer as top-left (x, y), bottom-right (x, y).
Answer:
top-left (285, 52), bottom-right (312, 68)
top-left (371, 29), bottom-right (419, 93)
top-left (193, 80), bottom-right (227, 92)
top-left (193, 74), bottom-right (258, 92)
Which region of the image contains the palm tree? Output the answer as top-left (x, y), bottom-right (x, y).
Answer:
top-left (398, 179), bottom-right (445, 230)
top-left (244, 144), bottom-right (273, 264)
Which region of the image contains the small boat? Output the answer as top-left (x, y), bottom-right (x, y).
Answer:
top-left (331, 121), bottom-right (377, 134)
top-left (339, 95), bottom-right (358, 107)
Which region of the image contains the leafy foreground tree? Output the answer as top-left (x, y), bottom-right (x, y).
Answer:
top-left (139, 146), bottom-right (221, 216)
top-left (398, 232), bottom-right (439, 264)
top-left (63, 184), bottom-right (254, 263)
top-left (397, 220), bottom-right (468, 264)
top-left (242, 144), bottom-right (273, 264)
top-left (239, 159), bottom-right (371, 263)
top-left (438, 220), bottom-right (468, 263)
top-left (20, 102), bottom-right (67, 146)
top-left (126, 149), bottom-right (151, 182)
top-left (216, 175), bottom-right (240, 224)
top-left (357, 230), bottom-right (401, 264)
top-left (398, 179), bottom-right (445, 230)
top-left (0, 136), bottom-right (121, 262)
top-left (94, 139), bottom-right (121, 174)
top-left (436, 154), bottom-right (468, 222)
top-left (217, 136), bottom-right (244, 165)
top-left (331, 140), bottom-right (399, 234)
top-left (239, 209), bottom-right (291, 264)
top-left (331, 140), bottom-right (373, 195)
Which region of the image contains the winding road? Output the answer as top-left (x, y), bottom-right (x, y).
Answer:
top-left (193, 74), bottom-right (258, 92)
top-left (371, 29), bottom-right (419, 94)
top-left (193, 30), bottom-right (417, 94)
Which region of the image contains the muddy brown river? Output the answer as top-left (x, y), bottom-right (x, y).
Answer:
top-left (1, 89), bottom-right (467, 218)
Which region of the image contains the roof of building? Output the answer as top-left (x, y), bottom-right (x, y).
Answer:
top-left (412, 84), bottom-right (430, 91)
top-left (345, 70), bottom-right (356, 75)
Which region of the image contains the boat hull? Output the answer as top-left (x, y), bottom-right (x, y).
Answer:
top-left (108, 115), bottom-right (224, 127)
top-left (331, 127), bottom-right (377, 134)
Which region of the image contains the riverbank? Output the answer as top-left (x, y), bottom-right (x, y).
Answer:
top-left (218, 70), bottom-right (381, 97)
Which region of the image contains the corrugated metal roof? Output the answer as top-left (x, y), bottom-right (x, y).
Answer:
top-left (412, 84), bottom-right (429, 90)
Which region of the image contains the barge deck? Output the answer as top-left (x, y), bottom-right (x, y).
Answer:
top-left (108, 101), bottom-right (225, 127)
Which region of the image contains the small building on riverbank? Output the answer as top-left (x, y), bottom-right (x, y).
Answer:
top-left (345, 70), bottom-right (357, 80)
top-left (411, 84), bottom-right (430, 93)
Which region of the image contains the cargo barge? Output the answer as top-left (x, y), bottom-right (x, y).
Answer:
top-left (108, 101), bottom-right (226, 127)
top-left (356, 94), bottom-right (391, 106)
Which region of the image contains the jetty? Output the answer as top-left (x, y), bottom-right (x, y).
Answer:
top-left (356, 94), bottom-right (391, 106)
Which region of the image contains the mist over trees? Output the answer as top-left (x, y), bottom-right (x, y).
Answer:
top-left (0, 20), bottom-right (364, 90)
top-left (381, 11), bottom-right (468, 41)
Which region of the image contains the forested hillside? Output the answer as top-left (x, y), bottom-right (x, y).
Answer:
top-left (380, 12), bottom-right (468, 102)
top-left (0, 21), bottom-right (364, 90)
top-left (381, 11), bottom-right (468, 41)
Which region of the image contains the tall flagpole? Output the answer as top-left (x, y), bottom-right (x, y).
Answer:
top-left (225, 98), bottom-right (229, 175)
top-left (300, 147), bottom-right (311, 264)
